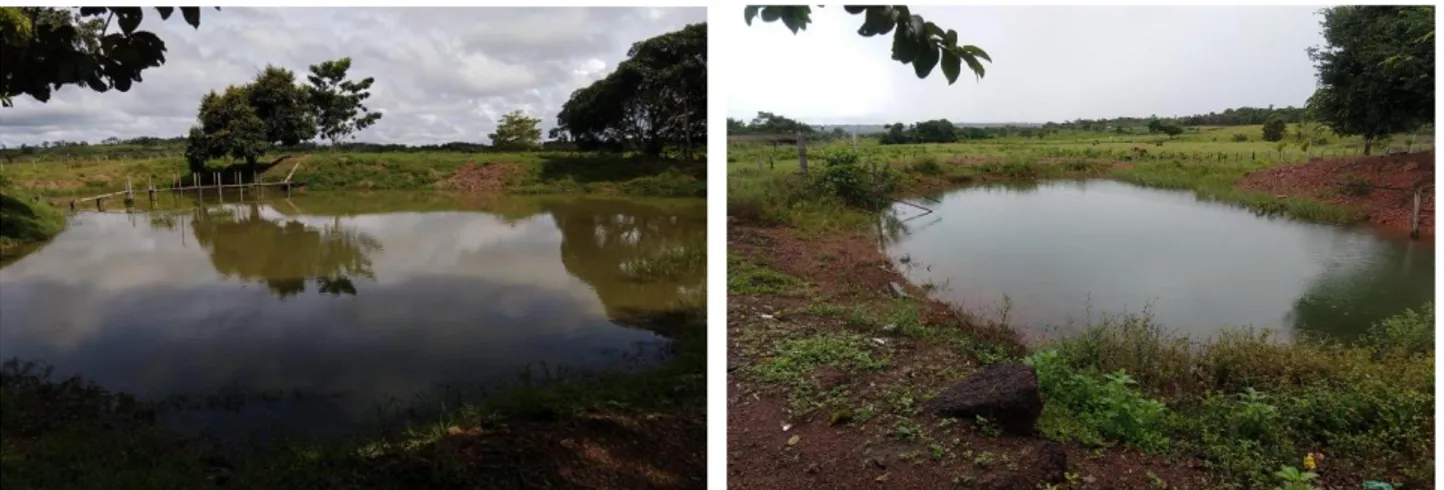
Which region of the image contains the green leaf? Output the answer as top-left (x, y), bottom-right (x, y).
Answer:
top-left (744, 6), bottom-right (759, 25)
top-left (860, 7), bottom-right (892, 36)
top-left (913, 45), bottom-right (940, 79)
top-left (944, 29), bottom-right (957, 47)
top-left (941, 50), bottom-right (960, 85)
top-left (959, 51), bottom-right (987, 80)
top-left (181, 7), bottom-right (201, 28)
top-left (891, 24), bottom-right (915, 62)
top-left (761, 7), bottom-right (781, 22)
top-left (155, 7), bottom-right (173, 20)
top-left (960, 45), bottom-right (991, 62)
top-left (843, 6), bottom-right (866, 14)
top-left (115, 7), bottom-right (143, 34)
top-left (909, 15), bottom-right (926, 42)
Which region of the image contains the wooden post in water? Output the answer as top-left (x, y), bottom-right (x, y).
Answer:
top-left (148, 177), bottom-right (155, 201)
top-left (796, 132), bottom-right (808, 177)
top-left (96, 198), bottom-right (102, 211)
top-left (1411, 186), bottom-right (1422, 239)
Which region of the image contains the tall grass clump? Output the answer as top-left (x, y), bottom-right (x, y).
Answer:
top-left (727, 149), bottom-right (896, 233)
top-left (1030, 304), bottom-right (1434, 487)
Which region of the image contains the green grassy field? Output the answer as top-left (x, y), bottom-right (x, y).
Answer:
top-left (1, 150), bottom-right (705, 199)
top-left (726, 124), bottom-right (1430, 230)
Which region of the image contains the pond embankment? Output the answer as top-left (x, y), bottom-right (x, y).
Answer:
top-left (725, 150), bottom-right (1434, 489)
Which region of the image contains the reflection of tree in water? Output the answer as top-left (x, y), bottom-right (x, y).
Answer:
top-left (1287, 239), bottom-right (1434, 340)
top-left (188, 204), bottom-right (382, 298)
top-left (544, 198), bottom-right (706, 336)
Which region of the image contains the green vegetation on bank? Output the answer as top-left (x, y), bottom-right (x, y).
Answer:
top-left (0, 309), bottom-right (705, 490)
top-left (1029, 304), bottom-right (1433, 487)
top-left (0, 192), bottom-right (64, 252)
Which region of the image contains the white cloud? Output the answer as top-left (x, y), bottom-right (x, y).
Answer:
top-left (727, 5), bottom-right (1325, 124)
top-left (1, 7), bottom-right (704, 146)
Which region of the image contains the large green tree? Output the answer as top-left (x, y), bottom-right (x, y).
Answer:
top-left (488, 110), bottom-right (542, 151)
top-left (1307, 6), bottom-right (1434, 155)
top-left (744, 6), bottom-right (990, 85)
top-left (555, 23), bottom-right (706, 159)
top-left (307, 58), bottom-right (382, 149)
top-left (185, 67), bottom-right (316, 173)
top-left (248, 66), bottom-right (316, 146)
top-left (184, 86), bottom-right (266, 173)
top-left (0, 7), bottom-right (214, 107)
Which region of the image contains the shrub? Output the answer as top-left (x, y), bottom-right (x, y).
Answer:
top-left (1232, 133), bottom-right (1249, 142)
top-left (910, 155), bottom-right (943, 175)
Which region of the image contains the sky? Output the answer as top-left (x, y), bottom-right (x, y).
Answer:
top-left (726, 5), bottom-right (1328, 125)
top-left (1, 7), bottom-right (704, 147)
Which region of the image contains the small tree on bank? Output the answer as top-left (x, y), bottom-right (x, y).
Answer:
top-left (1261, 116), bottom-right (1287, 142)
top-left (488, 110), bottom-right (542, 151)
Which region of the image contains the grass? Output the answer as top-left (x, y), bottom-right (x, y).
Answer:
top-left (727, 125), bottom-right (1430, 229)
top-left (726, 253), bottom-right (805, 295)
top-left (0, 190), bottom-right (65, 253)
top-left (0, 308), bottom-right (706, 490)
top-left (0, 149), bottom-right (705, 199)
top-left (1027, 304), bottom-right (1434, 488)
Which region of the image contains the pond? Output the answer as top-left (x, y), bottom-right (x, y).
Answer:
top-left (0, 191), bottom-right (705, 443)
top-left (884, 179), bottom-right (1434, 342)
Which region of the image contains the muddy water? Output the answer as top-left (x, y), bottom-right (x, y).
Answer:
top-left (884, 180), bottom-right (1434, 342)
top-left (0, 191), bottom-right (705, 441)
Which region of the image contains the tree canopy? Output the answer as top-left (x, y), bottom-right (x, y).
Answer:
top-left (0, 7), bottom-right (214, 107)
top-left (743, 6), bottom-right (990, 85)
top-left (1307, 6), bottom-right (1434, 155)
top-left (307, 58), bottom-right (382, 149)
top-left (555, 23), bottom-right (706, 159)
top-left (1261, 116), bottom-right (1287, 142)
top-left (489, 110), bottom-right (542, 151)
top-left (186, 61), bottom-right (363, 172)
top-left (727, 111), bottom-right (814, 135)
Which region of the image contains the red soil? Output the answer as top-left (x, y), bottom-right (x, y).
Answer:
top-left (437, 161), bottom-right (522, 193)
top-left (1239, 151), bottom-right (1435, 234)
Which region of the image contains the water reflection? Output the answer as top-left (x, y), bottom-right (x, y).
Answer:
top-left (190, 204), bottom-right (382, 298)
top-left (0, 194), bottom-right (706, 441)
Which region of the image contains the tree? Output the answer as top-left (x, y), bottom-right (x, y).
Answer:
top-left (744, 6), bottom-right (990, 85)
top-left (1307, 6), bottom-right (1434, 155)
top-left (307, 58), bottom-right (382, 149)
top-left (0, 7), bottom-right (214, 107)
top-left (1261, 116), bottom-right (1287, 142)
top-left (184, 86), bottom-right (266, 173)
top-left (248, 66), bottom-right (315, 146)
top-left (489, 110), bottom-right (542, 150)
top-left (555, 23), bottom-right (706, 159)
top-left (1159, 122), bottom-right (1184, 139)
top-left (185, 66), bottom-right (314, 173)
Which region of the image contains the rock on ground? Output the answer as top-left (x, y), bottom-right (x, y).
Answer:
top-left (924, 362), bottom-right (1042, 436)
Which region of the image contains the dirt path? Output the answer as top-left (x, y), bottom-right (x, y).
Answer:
top-left (725, 222), bottom-right (1211, 489)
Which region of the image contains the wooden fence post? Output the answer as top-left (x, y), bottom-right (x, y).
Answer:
top-left (1411, 186), bottom-right (1422, 239)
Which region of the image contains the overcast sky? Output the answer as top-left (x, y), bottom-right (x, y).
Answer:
top-left (727, 5), bottom-right (1327, 125)
top-left (1, 7), bottom-right (704, 147)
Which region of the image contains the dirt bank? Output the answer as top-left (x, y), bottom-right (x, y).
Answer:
top-left (726, 221), bottom-right (1210, 489)
top-left (1239, 151), bottom-right (1434, 234)
top-left (436, 161), bottom-right (524, 193)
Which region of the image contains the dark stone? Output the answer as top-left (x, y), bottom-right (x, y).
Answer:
top-left (924, 362), bottom-right (1042, 436)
